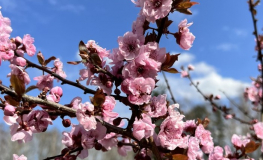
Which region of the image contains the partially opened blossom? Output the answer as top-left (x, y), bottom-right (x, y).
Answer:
top-left (133, 114), bottom-right (156, 140)
top-left (188, 64), bottom-right (195, 70)
top-left (176, 19), bottom-right (195, 50)
top-left (253, 122), bottom-right (263, 139)
top-left (117, 138), bottom-right (132, 156)
top-left (22, 34), bottom-right (36, 56)
top-left (52, 58), bottom-right (66, 79)
top-left (144, 94), bottom-right (167, 117)
top-left (187, 137), bottom-right (200, 160)
top-left (121, 77), bottom-right (155, 105)
top-left (99, 132), bottom-right (118, 150)
top-left (132, 15), bottom-right (146, 39)
top-left (102, 96), bottom-right (116, 111)
top-left (4, 103), bottom-right (16, 116)
top-left (195, 124), bottom-right (214, 154)
top-left (10, 123), bottom-right (33, 143)
top-left (34, 74), bottom-right (54, 90)
top-left (91, 73), bottom-right (112, 95)
top-left (9, 64), bottom-right (30, 85)
top-left (86, 40), bottom-right (109, 60)
top-left (158, 110), bottom-right (185, 150)
top-left (26, 110), bottom-right (52, 133)
top-left (231, 134), bottom-right (250, 148)
top-left (134, 0), bottom-right (172, 23)
top-left (13, 154), bottom-right (27, 160)
top-left (208, 146), bottom-right (224, 160)
top-left (181, 70), bottom-right (189, 77)
top-left (76, 102), bottom-right (97, 131)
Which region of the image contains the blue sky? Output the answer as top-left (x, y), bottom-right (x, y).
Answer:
top-left (0, 0), bottom-right (263, 128)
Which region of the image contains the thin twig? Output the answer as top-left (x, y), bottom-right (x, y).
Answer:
top-left (187, 74), bottom-right (251, 125)
top-left (221, 90), bottom-right (253, 120)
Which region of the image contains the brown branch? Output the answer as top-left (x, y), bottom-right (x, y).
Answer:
top-left (248, 0), bottom-right (263, 122)
top-left (221, 90), bottom-right (253, 120)
top-left (20, 54), bottom-right (124, 100)
top-left (43, 147), bottom-right (82, 160)
top-left (187, 74), bottom-right (251, 125)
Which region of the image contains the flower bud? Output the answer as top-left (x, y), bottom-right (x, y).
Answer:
top-left (62, 119), bottom-right (71, 128)
top-left (113, 117), bottom-right (122, 126)
top-left (106, 81), bottom-right (113, 88)
top-left (95, 142), bottom-right (102, 150)
top-left (114, 88), bottom-right (121, 95)
top-left (4, 104), bottom-right (16, 116)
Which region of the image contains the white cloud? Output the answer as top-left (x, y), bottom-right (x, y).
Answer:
top-left (216, 43), bottom-right (238, 51)
top-left (158, 52), bottom-right (249, 104)
top-left (233, 29), bottom-right (247, 37)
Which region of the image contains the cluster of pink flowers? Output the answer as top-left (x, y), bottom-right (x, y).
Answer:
top-left (3, 1), bottom-right (262, 159)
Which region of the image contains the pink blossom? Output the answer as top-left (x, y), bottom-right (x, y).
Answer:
top-left (184, 120), bottom-right (197, 133)
top-left (158, 112), bottom-right (185, 150)
top-left (26, 110), bottom-right (52, 133)
top-left (187, 137), bottom-right (200, 160)
top-left (86, 40), bottom-right (109, 60)
top-left (76, 102), bottom-right (97, 131)
top-left (9, 64), bottom-right (30, 85)
top-left (99, 133), bottom-right (118, 150)
top-left (4, 104), bottom-right (16, 116)
top-left (188, 64), bottom-right (195, 70)
top-left (4, 114), bottom-right (18, 125)
top-left (215, 95), bottom-right (221, 100)
top-left (208, 146), bottom-right (224, 160)
top-left (69, 97), bottom-right (82, 110)
top-left (121, 77), bottom-right (155, 105)
top-left (13, 57), bottom-right (26, 67)
top-left (195, 125), bottom-right (214, 154)
top-left (117, 138), bottom-right (132, 156)
top-left (52, 58), bottom-right (66, 79)
top-left (224, 114), bottom-right (233, 119)
top-left (118, 32), bottom-right (144, 61)
top-left (224, 145), bottom-right (232, 157)
top-left (231, 134), bottom-right (250, 148)
top-left (91, 73), bottom-right (112, 95)
top-left (144, 94), bottom-right (167, 117)
top-left (122, 50), bottom-right (160, 79)
top-left (10, 123), bottom-right (33, 143)
top-left (50, 86), bottom-right (63, 102)
top-left (22, 34), bottom-right (36, 56)
top-left (102, 96), bottom-right (116, 111)
top-left (145, 42), bottom-right (166, 63)
top-left (181, 70), bottom-right (189, 77)
top-left (176, 19), bottom-right (195, 50)
top-left (13, 154), bottom-right (27, 160)
top-left (136, 0), bottom-right (172, 23)
top-left (253, 122), bottom-right (263, 139)
top-left (34, 74), bottom-right (54, 90)
top-left (132, 15), bottom-right (146, 39)
top-left (133, 114), bottom-right (156, 140)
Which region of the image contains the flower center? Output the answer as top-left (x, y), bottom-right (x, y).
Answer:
top-left (153, 0), bottom-right (162, 9)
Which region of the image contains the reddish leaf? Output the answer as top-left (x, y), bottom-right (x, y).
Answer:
top-left (177, 1), bottom-right (199, 9)
top-left (245, 140), bottom-right (260, 154)
top-left (161, 53), bottom-right (180, 73)
top-left (10, 74), bottom-right (25, 97)
top-left (92, 89), bottom-right (105, 107)
top-left (90, 53), bottom-right (102, 66)
top-left (172, 154), bottom-right (188, 160)
top-left (79, 41), bottom-right (89, 55)
top-left (44, 56), bottom-right (56, 66)
top-left (176, 8), bottom-right (193, 15)
top-left (145, 31), bottom-right (157, 44)
top-left (37, 51), bottom-right (45, 65)
top-left (67, 61), bottom-right (82, 65)
top-left (4, 95), bottom-right (20, 107)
